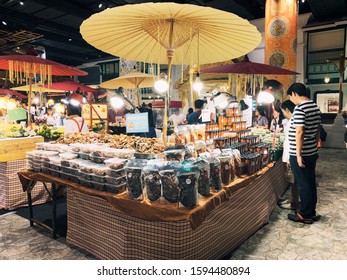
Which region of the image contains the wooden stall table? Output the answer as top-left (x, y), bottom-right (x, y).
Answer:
top-left (19, 161), bottom-right (286, 259)
top-left (0, 136), bottom-right (51, 209)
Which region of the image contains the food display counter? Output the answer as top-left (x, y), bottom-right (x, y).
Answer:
top-left (18, 161), bottom-right (286, 259)
top-left (0, 136), bottom-right (51, 209)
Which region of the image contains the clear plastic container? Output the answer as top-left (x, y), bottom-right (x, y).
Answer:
top-left (69, 143), bottom-right (84, 153)
top-left (159, 161), bottom-right (181, 204)
top-left (104, 182), bottom-right (127, 194)
top-left (177, 171), bottom-right (199, 208)
top-left (106, 168), bottom-right (126, 178)
top-left (105, 175), bottom-right (126, 186)
top-left (125, 159), bottom-right (148, 200)
top-left (90, 181), bottom-right (106, 191)
top-left (142, 165), bottom-right (161, 202)
top-left (61, 166), bottom-right (79, 176)
top-left (35, 142), bottom-right (45, 150)
top-left (48, 168), bottom-right (60, 178)
top-left (184, 143), bottom-right (195, 160)
top-left (69, 158), bottom-right (86, 169)
top-left (108, 149), bottom-right (135, 159)
top-left (218, 156), bottom-right (232, 186)
top-left (208, 156), bottom-right (222, 192)
top-left (79, 170), bottom-right (92, 181)
top-left (79, 178), bottom-right (92, 188)
top-left (104, 158), bottom-right (128, 170)
top-left (59, 152), bottom-right (78, 167)
top-left (164, 149), bottom-right (185, 162)
top-left (194, 159), bottom-right (210, 197)
top-left (91, 165), bottom-right (108, 176)
top-left (90, 155), bottom-right (107, 164)
top-left (90, 173), bottom-right (107, 183)
top-left (49, 156), bottom-right (61, 171)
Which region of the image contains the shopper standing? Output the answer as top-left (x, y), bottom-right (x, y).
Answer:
top-left (287, 83), bottom-right (321, 224)
top-left (278, 100), bottom-right (300, 210)
top-left (253, 106), bottom-right (269, 128)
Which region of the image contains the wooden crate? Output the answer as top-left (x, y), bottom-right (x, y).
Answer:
top-left (0, 136), bottom-right (44, 162)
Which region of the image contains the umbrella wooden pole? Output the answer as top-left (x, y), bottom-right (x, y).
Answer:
top-left (163, 55), bottom-right (173, 144)
top-left (28, 74), bottom-right (33, 127)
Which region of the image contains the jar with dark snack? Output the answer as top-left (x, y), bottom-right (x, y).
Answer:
top-left (194, 159), bottom-right (210, 197)
top-left (104, 182), bottom-right (127, 194)
top-left (159, 162), bottom-right (181, 204)
top-left (164, 148), bottom-right (185, 162)
top-left (232, 149), bottom-right (242, 177)
top-left (218, 156), bottom-right (232, 186)
top-left (208, 157), bottom-right (222, 192)
top-left (177, 171), bottom-right (199, 208)
top-left (141, 164), bottom-right (162, 202)
top-left (184, 143), bottom-right (195, 160)
top-left (125, 159), bottom-right (148, 200)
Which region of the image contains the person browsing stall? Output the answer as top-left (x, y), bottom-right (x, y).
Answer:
top-left (188, 99), bottom-right (204, 124)
top-left (64, 103), bottom-right (89, 135)
top-left (253, 106), bottom-right (269, 128)
top-left (286, 83), bottom-right (321, 224)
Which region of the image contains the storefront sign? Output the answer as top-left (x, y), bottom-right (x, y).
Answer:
top-left (126, 112), bottom-right (149, 133)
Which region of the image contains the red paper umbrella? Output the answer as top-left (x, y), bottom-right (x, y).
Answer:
top-left (201, 56), bottom-right (298, 75)
top-left (44, 80), bottom-right (98, 93)
top-left (0, 54), bottom-right (87, 125)
top-left (0, 54), bottom-right (87, 77)
top-left (0, 88), bottom-right (27, 99)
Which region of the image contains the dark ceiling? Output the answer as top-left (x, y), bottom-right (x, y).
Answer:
top-left (0, 0), bottom-right (346, 67)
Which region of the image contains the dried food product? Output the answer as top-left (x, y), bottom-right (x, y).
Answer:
top-left (69, 143), bottom-right (84, 152)
top-left (79, 162), bottom-right (94, 173)
top-left (41, 167), bottom-right (50, 174)
top-left (184, 143), bottom-right (195, 159)
top-left (194, 140), bottom-right (207, 155)
top-left (49, 157), bottom-right (61, 171)
top-left (48, 168), bottom-right (60, 178)
top-left (59, 144), bottom-right (74, 153)
top-left (90, 181), bottom-right (106, 191)
top-left (159, 169), bottom-right (180, 203)
top-left (231, 149), bottom-right (242, 177)
top-left (77, 152), bottom-right (90, 160)
top-left (142, 164), bottom-right (162, 202)
top-left (35, 142), bottom-right (45, 150)
top-left (208, 157), bottom-right (222, 192)
top-left (79, 171), bottom-right (92, 181)
top-left (106, 168), bottom-right (126, 178)
top-left (194, 159), bottom-right (210, 197)
top-left (194, 124), bottom-right (206, 141)
top-left (42, 161), bottom-right (51, 169)
top-left (104, 183), bottom-right (127, 194)
top-left (59, 152), bottom-right (77, 160)
top-left (90, 155), bottom-right (107, 164)
top-left (61, 166), bottom-right (79, 176)
top-left (70, 175), bottom-right (79, 184)
top-left (69, 158), bottom-right (86, 169)
top-left (91, 173), bottom-right (107, 183)
top-left (91, 165), bottom-right (108, 176)
top-left (177, 172), bottom-right (199, 208)
top-left (79, 178), bottom-right (92, 188)
top-left (218, 156), bottom-right (232, 186)
top-left (125, 159), bottom-right (148, 200)
top-left (104, 158), bottom-right (128, 170)
top-left (105, 175), bottom-right (127, 186)
top-left (164, 149), bottom-right (185, 162)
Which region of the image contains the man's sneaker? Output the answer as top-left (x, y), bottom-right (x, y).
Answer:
top-left (287, 212), bottom-right (313, 224)
top-left (312, 215), bottom-right (322, 222)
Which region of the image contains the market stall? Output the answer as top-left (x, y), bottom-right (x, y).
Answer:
top-left (0, 136), bottom-right (51, 209)
top-left (18, 160), bottom-right (285, 259)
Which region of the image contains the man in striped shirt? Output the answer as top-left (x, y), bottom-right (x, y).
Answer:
top-left (287, 83), bottom-right (321, 224)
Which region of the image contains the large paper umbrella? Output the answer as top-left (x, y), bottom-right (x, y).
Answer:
top-left (100, 70), bottom-right (157, 104)
top-left (201, 56), bottom-right (299, 75)
top-left (0, 88), bottom-right (27, 99)
top-left (44, 80), bottom-right (98, 93)
top-left (0, 54), bottom-right (87, 125)
top-left (11, 84), bottom-right (65, 107)
top-left (80, 2), bottom-right (261, 143)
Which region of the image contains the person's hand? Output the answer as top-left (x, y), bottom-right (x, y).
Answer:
top-left (297, 155), bottom-right (305, 168)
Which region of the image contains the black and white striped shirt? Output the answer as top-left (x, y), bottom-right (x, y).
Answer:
top-left (289, 100), bottom-right (321, 157)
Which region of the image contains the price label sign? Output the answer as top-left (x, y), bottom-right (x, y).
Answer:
top-left (126, 112), bottom-right (149, 133)
top-left (201, 108), bottom-right (211, 123)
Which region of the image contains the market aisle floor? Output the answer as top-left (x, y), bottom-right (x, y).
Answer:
top-left (0, 148), bottom-right (346, 260)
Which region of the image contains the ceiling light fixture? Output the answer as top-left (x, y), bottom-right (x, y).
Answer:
top-left (2, 21), bottom-right (7, 26)
top-left (257, 91), bottom-right (275, 104)
top-left (154, 73), bottom-right (169, 93)
top-left (324, 75), bottom-right (330, 83)
top-left (68, 38), bottom-right (72, 41)
top-left (19, 1), bottom-right (24, 6)
top-left (98, 3), bottom-right (103, 8)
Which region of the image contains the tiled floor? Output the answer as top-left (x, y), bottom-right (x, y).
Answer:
top-left (0, 148), bottom-right (346, 260)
